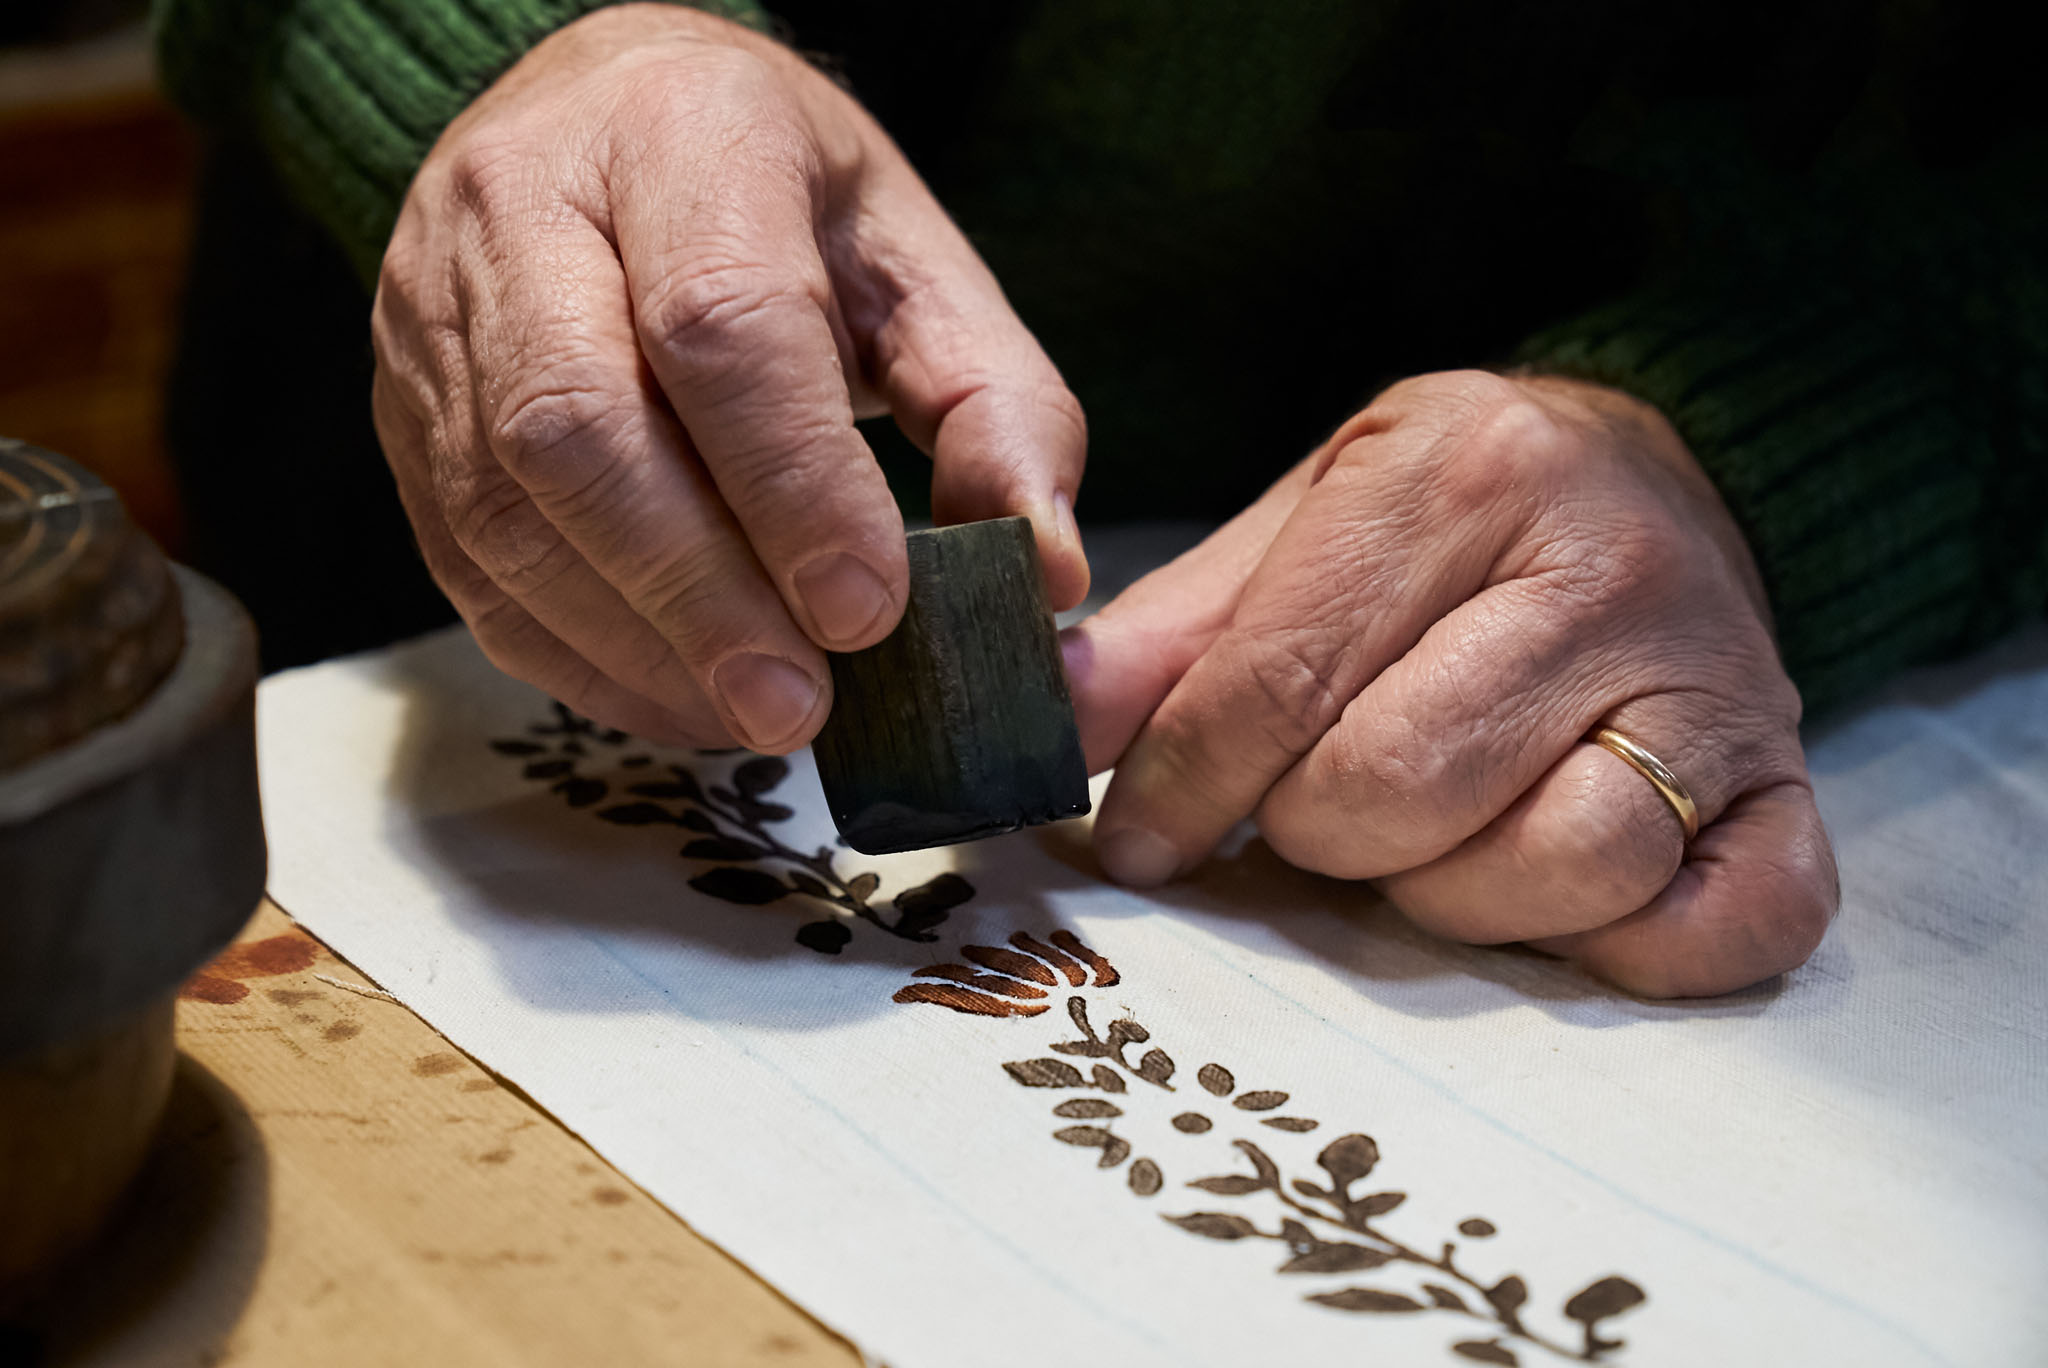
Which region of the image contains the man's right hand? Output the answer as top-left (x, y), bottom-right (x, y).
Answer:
top-left (371, 3), bottom-right (1087, 750)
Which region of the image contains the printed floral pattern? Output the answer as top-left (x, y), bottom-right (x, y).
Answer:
top-left (901, 943), bottom-right (1649, 1364)
top-left (495, 705), bottom-right (1648, 1363)
top-left (492, 704), bottom-right (975, 953)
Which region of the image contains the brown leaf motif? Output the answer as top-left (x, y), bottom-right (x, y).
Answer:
top-left (1165, 1212), bottom-right (1260, 1241)
top-left (1311, 1287), bottom-right (1428, 1313)
top-left (893, 931), bottom-right (1119, 1018)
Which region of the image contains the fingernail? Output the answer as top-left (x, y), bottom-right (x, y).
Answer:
top-left (1045, 490), bottom-right (1090, 608)
top-left (713, 653), bottom-right (822, 750)
top-left (795, 552), bottom-right (892, 647)
top-left (1098, 827), bottom-right (1181, 887)
top-left (1053, 490), bottom-right (1081, 557)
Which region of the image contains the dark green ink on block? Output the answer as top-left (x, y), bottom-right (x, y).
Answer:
top-left (813, 516), bottom-right (1090, 855)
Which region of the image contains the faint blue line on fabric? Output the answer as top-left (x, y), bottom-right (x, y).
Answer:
top-left (1921, 707), bottom-right (2048, 817)
top-left (1147, 915), bottom-right (1956, 1368)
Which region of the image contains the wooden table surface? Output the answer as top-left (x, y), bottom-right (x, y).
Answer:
top-left (27, 900), bottom-right (862, 1367)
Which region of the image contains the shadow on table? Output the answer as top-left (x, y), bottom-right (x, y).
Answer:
top-left (3, 1054), bottom-right (269, 1367)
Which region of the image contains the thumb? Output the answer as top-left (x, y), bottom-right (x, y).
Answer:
top-left (1061, 460), bottom-right (1316, 771)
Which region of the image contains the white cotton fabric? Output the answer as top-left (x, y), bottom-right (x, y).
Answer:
top-left (258, 548), bottom-right (2048, 1368)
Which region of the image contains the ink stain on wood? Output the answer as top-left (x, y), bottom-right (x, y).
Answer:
top-left (591, 1186), bottom-right (630, 1206)
top-left (322, 1019), bottom-right (361, 1043)
top-left (459, 1077), bottom-right (496, 1093)
top-left (268, 987), bottom-right (322, 1007)
top-left (412, 1051), bottom-right (464, 1077)
top-left (477, 1148), bottom-right (513, 1165)
top-left (180, 932), bottom-right (321, 1003)
top-left (213, 934), bottom-right (319, 978)
top-left (180, 975), bottom-right (251, 1005)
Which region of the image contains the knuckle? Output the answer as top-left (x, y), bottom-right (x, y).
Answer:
top-left (1544, 761), bottom-right (1684, 909)
top-left (1555, 511), bottom-right (1693, 617)
top-left (638, 256), bottom-right (820, 358)
top-left (1341, 709), bottom-right (1440, 797)
top-left (633, 544), bottom-right (760, 664)
top-left (1329, 711), bottom-right (1470, 843)
top-left (446, 477), bottom-right (571, 594)
top-left (1474, 391), bottom-right (1570, 465)
top-left (716, 412), bottom-right (859, 508)
top-left (1423, 367), bottom-right (1526, 408)
top-left (1430, 394), bottom-right (1572, 516)
top-left (444, 132), bottom-right (543, 225)
top-left (1237, 631), bottom-right (1354, 756)
top-left (487, 378), bottom-right (623, 479)
top-left (627, 43), bottom-right (782, 124)
top-left (1278, 719), bottom-right (1478, 878)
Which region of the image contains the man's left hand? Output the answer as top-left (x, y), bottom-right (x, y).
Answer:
top-left (1062, 370), bottom-right (1837, 997)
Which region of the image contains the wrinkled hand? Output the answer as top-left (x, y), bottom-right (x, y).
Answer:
top-left (371, 4), bottom-right (1086, 751)
top-left (1064, 371), bottom-right (1837, 997)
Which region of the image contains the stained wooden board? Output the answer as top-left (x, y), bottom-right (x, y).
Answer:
top-left (31, 900), bottom-right (859, 1367)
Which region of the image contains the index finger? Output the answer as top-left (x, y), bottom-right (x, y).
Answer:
top-left (611, 86), bottom-right (908, 654)
top-left (1091, 425), bottom-right (1517, 886)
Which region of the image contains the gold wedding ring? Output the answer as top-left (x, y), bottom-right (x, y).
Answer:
top-left (1589, 726), bottom-right (1699, 842)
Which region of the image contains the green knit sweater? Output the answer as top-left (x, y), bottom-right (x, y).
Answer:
top-left (152, 0), bottom-right (2046, 714)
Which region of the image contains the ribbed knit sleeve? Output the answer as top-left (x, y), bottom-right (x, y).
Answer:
top-left (1519, 187), bottom-right (2048, 716)
top-left (152, 0), bottom-right (768, 284)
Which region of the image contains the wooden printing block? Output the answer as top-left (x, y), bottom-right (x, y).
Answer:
top-left (812, 516), bottom-right (1089, 854)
